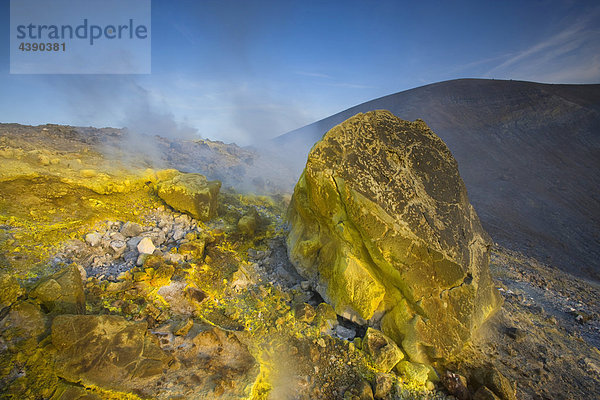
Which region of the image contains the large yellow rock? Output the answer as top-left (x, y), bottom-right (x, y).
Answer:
top-left (157, 173), bottom-right (221, 221)
top-left (287, 110), bottom-right (501, 363)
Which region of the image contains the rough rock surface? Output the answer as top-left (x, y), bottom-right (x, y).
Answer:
top-left (362, 327), bottom-right (404, 372)
top-left (238, 208), bottom-right (259, 236)
top-left (0, 273), bottom-right (24, 309)
top-left (287, 110), bottom-right (501, 363)
top-left (51, 314), bottom-right (173, 394)
top-left (277, 79), bottom-right (600, 282)
top-left (137, 237), bottom-right (156, 255)
top-left (159, 327), bottom-right (260, 399)
top-left (157, 173), bottom-right (221, 221)
top-left (29, 264), bottom-right (85, 314)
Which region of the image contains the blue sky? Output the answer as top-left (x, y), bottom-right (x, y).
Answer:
top-left (0, 0), bottom-right (599, 145)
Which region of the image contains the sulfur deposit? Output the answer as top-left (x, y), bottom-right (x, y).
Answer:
top-left (287, 110), bottom-right (501, 363)
top-left (157, 172), bottom-right (221, 221)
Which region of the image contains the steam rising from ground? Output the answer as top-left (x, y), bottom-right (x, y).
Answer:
top-left (42, 75), bottom-right (319, 194)
top-left (48, 76), bottom-right (197, 138)
top-left (261, 343), bottom-right (305, 400)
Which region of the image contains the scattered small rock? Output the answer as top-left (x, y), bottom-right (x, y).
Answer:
top-left (85, 232), bottom-right (102, 247)
top-left (294, 302), bottom-right (316, 324)
top-left (109, 240), bottom-right (126, 256)
top-left (163, 252), bottom-right (185, 264)
top-left (137, 237), bottom-right (156, 255)
top-left (172, 227), bottom-right (186, 241)
top-left (335, 324), bottom-right (356, 341)
top-left (136, 254), bottom-right (148, 266)
top-left (238, 208), bottom-right (259, 236)
top-left (363, 328), bottom-right (404, 373)
top-left (343, 379), bottom-right (374, 400)
top-left (127, 236), bottom-right (143, 250)
top-left (314, 303), bottom-right (339, 334)
top-left (120, 221), bottom-right (143, 237)
top-left (173, 319), bottom-right (194, 336)
top-left (29, 265), bottom-right (85, 314)
top-left (373, 373), bottom-right (395, 400)
top-left (394, 361), bottom-right (429, 387)
top-left (473, 367), bottom-right (516, 400)
top-left (185, 287), bottom-right (208, 303)
top-left (441, 371), bottom-right (470, 400)
top-left (157, 173), bottom-right (221, 221)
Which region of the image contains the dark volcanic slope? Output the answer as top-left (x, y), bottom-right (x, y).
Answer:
top-left (276, 79), bottom-right (600, 281)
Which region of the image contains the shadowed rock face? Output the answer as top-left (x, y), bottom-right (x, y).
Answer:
top-left (287, 110), bottom-right (501, 363)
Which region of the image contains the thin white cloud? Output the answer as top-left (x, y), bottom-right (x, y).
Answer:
top-left (536, 53), bottom-right (600, 83)
top-left (294, 71), bottom-right (333, 79)
top-left (484, 9), bottom-right (600, 83)
top-left (449, 54), bottom-right (514, 75)
top-left (488, 26), bottom-right (583, 74)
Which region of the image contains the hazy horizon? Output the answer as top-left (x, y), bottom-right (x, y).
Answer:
top-left (1, 0), bottom-right (599, 145)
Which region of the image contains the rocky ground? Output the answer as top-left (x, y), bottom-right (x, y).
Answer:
top-left (0, 123), bottom-right (297, 195)
top-left (449, 247), bottom-right (600, 400)
top-left (0, 123), bottom-right (598, 399)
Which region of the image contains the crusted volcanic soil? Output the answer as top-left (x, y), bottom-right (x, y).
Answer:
top-left (447, 246), bottom-right (600, 400)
